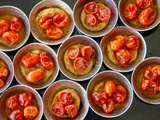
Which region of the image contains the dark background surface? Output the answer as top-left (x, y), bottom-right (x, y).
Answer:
top-left (0, 0), bottom-right (160, 120)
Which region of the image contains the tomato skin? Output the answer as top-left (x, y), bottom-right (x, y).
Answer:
top-left (0, 66), bottom-right (8, 77)
top-left (138, 8), bottom-right (156, 26)
top-left (81, 46), bottom-right (95, 60)
top-left (39, 16), bottom-right (53, 29)
top-left (22, 53), bottom-right (40, 68)
top-left (59, 91), bottom-right (73, 105)
top-left (125, 36), bottom-right (140, 50)
top-left (0, 78), bottom-right (4, 88)
top-left (123, 4), bottom-right (138, 20)
top-left (156, 77), bottom-right (160, 92)
top-left (8, 109), bottom-right (23, 120)
top-left (52, 102), bottom-right (65, 117)
top-left (65, 104), bottom-right (78, 118)
top-left (18, 92), bottom-right (32, 107)
top-left (96, 7), bottom-right (111, 22)
top-left (68, 46), bottom-right (80, 60)
top-left (85, 14), bottom-right (97, 27)
top-left (136, 0), bottom-right (152, 9)
top-left (23, 105), bottom-right (39, 119)
top-left (110, 35), bottom-right (125, 51)
top-left (102, 97), bottom-right (115, 114)
top-left (10, 17), bottom-right (22, 32)
top-left (104, 80), bottom-right (116, 97)
top-left (0, 19), bottom-right (10, 35)
top-left (84, 1), bottom-right (99, 14)
top-left (5, 95), bottom-right (19, 110)
top-left (40, 52), bottom-right (53, 69)
top-left (2, 31), bottom-right (20, 44)
top-left (73, 57), bottom-right (88, 72)
top-left (91, 91), bottom-right (107, 105)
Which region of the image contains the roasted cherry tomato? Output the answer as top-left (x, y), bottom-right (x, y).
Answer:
top-left (52, 102), bottom-right (65, 117)
top-left (102, 97), bottom-right (115, 114)
top-left (156, 77), bottom-right (160, 92)
top-left (85, 14), bottom-right (97, 27)
top-left (65, 104), bottom-right (78, 118)
top-left (125, 36), bottom-right (140, 50)
top-left (68, 46), bottom-right (80, 60)
top-left (136, 0), bottom-right (152, 9)
top-left (110, 35), bottom-right (125, 51)
top-left (0, 66), bottom-right (8, 77)
top-left (53, 13), bottom-right (69, 28)
top-left (0, 78), bottom-right (4, 88)
top-left (40, 52), bottom-right (53, 69)
top-left (115, 49), bottom-right (133, 65)
top-left (123, 4), bottom-right (138, 20)
top-left (91, 91), bottom-right (107, 105)
top-left (10, 16), bottom-right (22, 32)
top-left (81, 46), bottom-right (95, 60)
top-left (26, 68), bottom-right (45, 83)
top-left (138, 8), bottom-right (156, 26)
top-left (18, 92), bottom-right (32, 107)
top-left (39, 16), bottom-right (53, 29)
top-left (23, 105), bottom-right (39, 119)
top-left (104, 80), bottom-right (116, 97)
top-left (151, 65), bottom-right (160, 76)
top-left (0, 19), bottom-right (10, 35)
top-left (113, 86), bottom-right (127, 103)
top-left (84, 1), bottom-right (99, 14)
top-left (46, 25), bottom-right (63, 39)
top-left (96, 7), bottom-right (111, 22)
top-left (59, 91), bottom-right (73, 105)
top-left (8, 109), bottom-right (23, 120)
top-left (73, 57), bottom-right (88, 72)
top-left (141, 79), bottom-right (158, 95)
top-left (2, 31), bottom-right (20, 44)
top-left (5, 95), bottom-right (19, 110)
top-left (22, 53), bottom-right (40, 68)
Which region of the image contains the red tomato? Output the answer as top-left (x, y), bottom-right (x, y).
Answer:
top-left (73, 57), bottom-right (88, 72)
top-left (23, 105), bottom-right (39, 119)
top-left (40, 52), bottom-right (53, 69)
top-left (26, 68), bottom-right (45, 83)
top-left (85, 14), bottom-right (97, 27)
top-left (5, 95), bottom-right (19, 110)
top-left (104, 80), bottom-right (116, 97)
top-left (115, 49), bottom-right (133, 65)
top-left (81, 46), bottom-right (95, 60)
top-left (156, 77), bottom-right (160, 92)
top-left (123, 4), bottom-right (138, 20)
top-left (59, 91), bottom-right (73, 105)
top-left (53, 13), bottom-right (69, 28)
top-left (52, 102), bottom-right (65, 117)
top-left (10, 16), bottom-right (22, 32)
top-left (0, 66), bottom-right (8, 77)
top-left (113, 86), bottom-right (127, 103)
top-left (22, 53), bottom-right (40, 68)
top-left (141, 79), bottom-right (158, 95)
top-left (96, 7), bottom-right (111, 22)
top-left (110, 35), bottom-right (125, 51)
top-left (151, 65), bottom-right (160, 76)
top-left (136, 0), bottom-right (152, 9)
top-left (144, 65), bottom-right (158, 81)
top-left (138, 8), bottom-right (156, 26)
top-left (102, 97), bottom-right (115, 114)
top-left (46, 25), bottom-right (63, 39)
top-left (68, 46), bottom-right (80, 59)
top-left (91, 91), bottom-right (107, 105)
top-left (0, 19), bottom-right (10, 35)
top-left (8, 109), bottom-right (23, 120)
top-left (2, 31), bottom-right (20, 44)
top-left (65, 104), bottom-right (78, 118)
top-left (84, 1), bottom-right (99, 14)
top-left (125, 36), bottom-right (140, 50)
top-left (39, 16), bottom-right (53, 29)
top-left (0, 78), bottom-right (4, 88)
top-left (18, 92), bottom-right (32, 107)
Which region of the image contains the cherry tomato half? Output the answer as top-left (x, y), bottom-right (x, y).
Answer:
top-left (96, 7), bottom-right (111, 22)
top-left (18, 92), bottom-right (32, 107)
top-left (81, 46), bottom-right (95, 60)
top-left (2, 31), bottom-right (20, 44)
top-left (22, 53), bottom-right (40, 68)
top-left (138, 8), bottom-right (156, 26)
top-left (40, 52), bottom-right (53, 70)
top-left (84, 1), bottom-right (99, 14)
top-left (85, 14), bottom-right (97, 27)
top-left (10, 16), bottom-right (22, 32)
top-left (39, 16), bottom-right (53, 29)
top-left (110, 35), bottom-right (125, 51)
top-left (151, 65), bottom-right (160, 76)
top-left (59, 91), bottom-right (73, 105)
top-left (115, 49), bottom-right (133, 65)
top-left (26, 68), bottom-right (45, 83)
top-left (65, 104), bottom-right (78, 118)
top-left (5, 95), bottom-right (19, 110)
top-left (53, 13), bottom-right (69, 28)
top-left (0, 78), bottom-right (4, 88)
top-left (73, 57), bottom-right (88, 72)
top-left (125, 36), bottom-right (140, 50)
top-left (104, 80), bottom-right (116, 97)
top-left (8, 109), bottom-right (23, 120)
top-left (91, 91), bottom-right (107, 105)
top-left (156, 77), bottom-right (160, 92)
top-left (102, 97), bottom-right (115, 114)
top-left (52, 102), bottom-right (65, 117)
top-left (123, 4), bottom-right (138, 20)
top-left (23, 105), bottom-right (39, 119)
top-left (144, 65), bottom-right (158, 81)
top-left (46, 25), bottom-right (63, 39)
top-left (0, 66), bottom-right (8, 77)
top-left (68, 46), bottom-right (80, 60)
top-left (136, 0), bottom-right (152, 9)
top-left (0, 19), bottom-right (10, 35)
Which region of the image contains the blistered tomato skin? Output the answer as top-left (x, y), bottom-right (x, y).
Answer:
top-left (102, 97), bottom-right (115, 114)
top-left (85, 14), bottom-right (97, 27)
top-left (8, 109), bottom-right (23, 120)
top-left (5, 95), bottom-right (19, 110)
top-left (156, 78), bottom-right (160, 92)
top-left (39, 16), bottom-right (53, 29)
top-left (0, 78), bottom-right (4, 88)
top-left (0, 66), bottom-right (8, 77)
top-left (68, 46), bottom-right (80, 60)
top-left (0, 19), bottom-right (10, 35)
top-left (10, 17), bottom-right (22, 32)
top-left (18, 92), bottom-right (32, 107)
top-left (73, 57), bottom-right (88, 72)
top-left (59, 91), bottom-right (73, 105)
top-left (96, 7), bottom-right (111, 22)
top-left (84, 2), bottom-right (99, 14)
top-left (52, 102), bottom-right (65, 117)
top-left (136, 0), bottom-right (153, 9)
top-left (23, 105), bottom-right (39, 119)
top-left (65, 104), bottom-right (78, 118)
top-left (91, 91), bottom-right (107, 105)
top-left (125, 36), bottom-right (140, 50)
top-left (81, 46), bottom-right (95, 60)
top-left (104, 80), bottom-right (116, 97)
